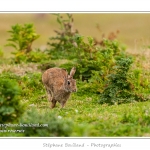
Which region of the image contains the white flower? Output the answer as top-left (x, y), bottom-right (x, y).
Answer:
top-left (58, 116), bottom-right (62, 119)
top-left (75, 109), bottom-right (78, 113)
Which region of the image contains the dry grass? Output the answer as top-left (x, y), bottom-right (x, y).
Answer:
top-left (0, 63), bottom-right (40, 76)
top-left (0, 13), bottom-right (150, 57)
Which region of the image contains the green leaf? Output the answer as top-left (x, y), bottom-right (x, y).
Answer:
top-left (5, 43), bottom-right (18, 50)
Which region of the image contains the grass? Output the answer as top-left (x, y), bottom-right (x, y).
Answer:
top-left (29, 91), bottom-right (150, 137)
top-left (59, 98), bottom-right (150, 136)
top-left (0, 13), bottom-right (150, 137)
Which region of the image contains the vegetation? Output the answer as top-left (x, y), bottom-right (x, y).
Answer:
top-left (5, 23), bottom-right (49, 63)
top-left (0, 73), bottom-right (24, 123)
top-left (0, 14), bottom-right (150, 137)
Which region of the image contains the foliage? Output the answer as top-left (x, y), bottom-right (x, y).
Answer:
top-left (17, 72), bottom-right (45, 105)
top-left (60, 36), bottom-right (109, 80)
top-left (21, 72), bottom-right (42, 92)
top-left (74, 38), bottom-right (124, 81)
top-left (47, 14), bottom-right (78, 59)
top-left (12, 48), bottom-right (50, 63)
top-left (99, 54), bottom-right (140, 105)
top-left (21, 72), bottom-right (42, 89)
top-left (5, 23), bottom-right (49, 63)
top-left (6, 23), bottom-right (40, 53)
top-left (19, 108), bottom-right (73, 137)
top-left (0, 75), bottom-right (24, 123)
top-left (0, 71), bottom-right (44, 106)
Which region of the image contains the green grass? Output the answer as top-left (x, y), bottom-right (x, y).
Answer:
top-left (51, 96), bottom-right (150, 136)
top-left (27, 91), bottom-right (150, 137)
top-left (53, 101), bottom-right (149, 137)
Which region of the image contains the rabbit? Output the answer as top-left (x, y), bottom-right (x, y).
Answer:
top-left (42, 67), bottom-right (77, 108)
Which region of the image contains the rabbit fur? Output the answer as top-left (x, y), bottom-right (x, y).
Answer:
top-left (42, 67), bottom-right (77, 108)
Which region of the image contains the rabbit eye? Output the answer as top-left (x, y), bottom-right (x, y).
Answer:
top-left (67, 80), bottom-right (70, 85)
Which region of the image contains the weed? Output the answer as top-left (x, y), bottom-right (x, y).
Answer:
top-left (6, 23), bottom-right (40, 53)
top-left (5, 23), bottom-right (49, 63)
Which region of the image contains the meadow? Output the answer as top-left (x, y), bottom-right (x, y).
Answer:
top-left (0, 13), bottom-right (150, 137)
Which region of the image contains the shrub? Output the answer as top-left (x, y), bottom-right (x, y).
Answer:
top-left (21, 72), bottom-right (42, 89)
top-left (19, 108), bottom-right (73, 137)
top-left (6, 23), bottom-right (40, 53)
top-left (99, 54), bottom-right (148, 105)
top-left (0, 77), bottom-right (24, 123)
top-left (13, 48), bottom-right (50, 63)
top-left (5, 23), bottom-right (49, 63)
top-left (47, 14), bottom-right (78, 59)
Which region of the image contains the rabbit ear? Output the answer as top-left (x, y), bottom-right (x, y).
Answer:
top-left (69, 67), bottom-right (76, 78)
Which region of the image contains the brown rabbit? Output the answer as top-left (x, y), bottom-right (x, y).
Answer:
top-left (42, 67), bottom-right (77, 108)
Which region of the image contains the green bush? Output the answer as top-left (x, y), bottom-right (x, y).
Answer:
top-left (12, 49), bottom-right (50, 63)
top-left (99, 54), bottom-right (148, 105)
top-left (47, 14), bottom-right (78, 59)
top-left (19, 108), bottom-right (73, 137)
top-left (6, 23), bottom-right (40, 53)
top-left (18, 72), bottom-right (46, 105)
top-left (21, 72), bottom-right (43, 96)
top-left (0, 71), bottom-right (44, 106)
top-left (0, 77), bottom-right (24, 123)
top-left (5, 23), bottom-right (49, 63)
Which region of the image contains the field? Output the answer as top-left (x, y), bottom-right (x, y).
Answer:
top-left (0, 13), bottom-right (150, 137)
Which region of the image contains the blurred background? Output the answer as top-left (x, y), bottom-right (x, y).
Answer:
top-left (0, 13), bottom-right (150, 57)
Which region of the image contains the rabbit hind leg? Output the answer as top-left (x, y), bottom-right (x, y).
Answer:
top-left (46, 88), bottom-right (53, 102)
top-left (46, 88), bottom-right (56, 108)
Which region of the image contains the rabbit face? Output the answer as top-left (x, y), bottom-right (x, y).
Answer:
top-left (64, 78), bottom-right (77, 93)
